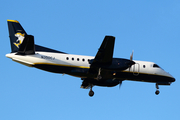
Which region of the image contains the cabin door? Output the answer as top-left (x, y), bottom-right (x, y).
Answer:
top-left (132, 63), bottom-right (140, 76)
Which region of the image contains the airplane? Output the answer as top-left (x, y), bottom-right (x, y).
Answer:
top-left (6, 20), bottom-right (175, 97)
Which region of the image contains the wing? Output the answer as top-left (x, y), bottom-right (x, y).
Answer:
top-left (88, 36), bottom-right (115, 73)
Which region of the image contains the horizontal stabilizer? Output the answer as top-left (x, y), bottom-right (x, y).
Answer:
top-left (16, 35), bottom-right (35, 55)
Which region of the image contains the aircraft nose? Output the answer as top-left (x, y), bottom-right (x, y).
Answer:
top-left (162, 70), bottom-right (175, 83)
top-left (171, 77), bottom-right (175, 82)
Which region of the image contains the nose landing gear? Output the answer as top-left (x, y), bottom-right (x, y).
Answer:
top-left (155, 83), bottom-right (160, 95)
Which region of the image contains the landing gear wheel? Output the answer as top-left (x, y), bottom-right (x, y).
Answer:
top-left (89, 90), bottom-right (94, 97)
top-left (155, 90), bottom-right (160, 95)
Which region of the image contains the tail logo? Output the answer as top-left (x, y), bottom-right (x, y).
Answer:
top-left (14, 33), bottom-right (25, 48)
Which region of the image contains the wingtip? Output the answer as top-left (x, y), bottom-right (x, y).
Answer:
top-left (7, 19), bottom-right (19, 23)
top-left (105, 35), bottom-right (115, 38)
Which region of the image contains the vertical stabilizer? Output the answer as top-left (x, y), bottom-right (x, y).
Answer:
top-left (7, 20), bottom-right (27, 53)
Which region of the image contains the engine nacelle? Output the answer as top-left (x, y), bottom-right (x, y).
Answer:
top-left (89, 58), bottom-right (135, 71)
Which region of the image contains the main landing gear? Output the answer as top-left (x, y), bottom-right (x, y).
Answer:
top-left (155, 83), bottom-right (160, 95)
top-left (97, 68), bottom-right (102, 80)
top-left (89, 84), bottom-right (94, 97)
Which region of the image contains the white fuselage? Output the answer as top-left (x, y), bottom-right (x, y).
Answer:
top-left (6, 52), bottom-right (174, 83)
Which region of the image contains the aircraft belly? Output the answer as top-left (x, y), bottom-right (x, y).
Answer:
top-left (33, 64), bottom-right (74, 73)
top-left (115, 71), bottom-right (174, 84)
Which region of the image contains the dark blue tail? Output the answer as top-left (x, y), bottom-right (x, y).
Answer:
top-left (7, 20), bottom-right (66, 54)
top-left (7, 20), bottom-right (27, 53)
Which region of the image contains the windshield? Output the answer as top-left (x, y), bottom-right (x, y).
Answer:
top-left (153, 64), bottom-right (163, 70)
top-left (153, 64), bottom-right (160, 68)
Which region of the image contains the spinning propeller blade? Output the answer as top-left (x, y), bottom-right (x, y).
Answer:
top-left (119, 81), bottom-right (122, 89)
top-left (129, 50), bottom-right (135, 71)
top-left (130, 50), bottom-right (134, 61)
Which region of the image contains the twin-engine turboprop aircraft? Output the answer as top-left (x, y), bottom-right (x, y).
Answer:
top-left (6, 20), bottom-right (175, 97)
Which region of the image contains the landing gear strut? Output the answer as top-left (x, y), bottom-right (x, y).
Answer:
top-left (97, 68), bottom-right (102, 80)
top-left (155, 83), bottom-right (160, 95)
top-left (89, 84), bottom-right (94, 97)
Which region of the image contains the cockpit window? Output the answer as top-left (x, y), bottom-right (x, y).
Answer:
top-left (153, 64), bottom-right (160, 68)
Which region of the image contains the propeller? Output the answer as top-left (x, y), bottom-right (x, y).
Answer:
top-left (129, 50), bottom-right (135, 72)
top-left (119, 51), bottom-right (135, 89)
top-left (119, 80), bottom-right (122, 89)
top-left (130, 50), bottom-right (134, 61)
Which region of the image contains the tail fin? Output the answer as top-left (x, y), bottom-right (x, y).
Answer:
top-left (7, 20), bottom-right (66, 54)
top-left (7, 20), bottom-right (27, 53)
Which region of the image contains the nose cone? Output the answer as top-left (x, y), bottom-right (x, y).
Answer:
top-left (171, 77), bottom-right (176, 82)
top-left (164, 73), bottom-right (176, 83)
top-left (165, 72), bottom-right (175, 82)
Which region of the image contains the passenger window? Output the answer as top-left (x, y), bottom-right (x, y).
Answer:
top-left (143, 65), bottom-right (146, 68)
top-left (77, 58), bottom-right (79, 61)
top-left (82, 58), bottom-right (85, 62)
top-left (72, 58), bottom-right (74, 61)
top-left (66, 57), bottom-right (69, 60)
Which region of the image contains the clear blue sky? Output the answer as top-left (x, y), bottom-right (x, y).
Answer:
top-left (1, 0), bottom-right (180, 120)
